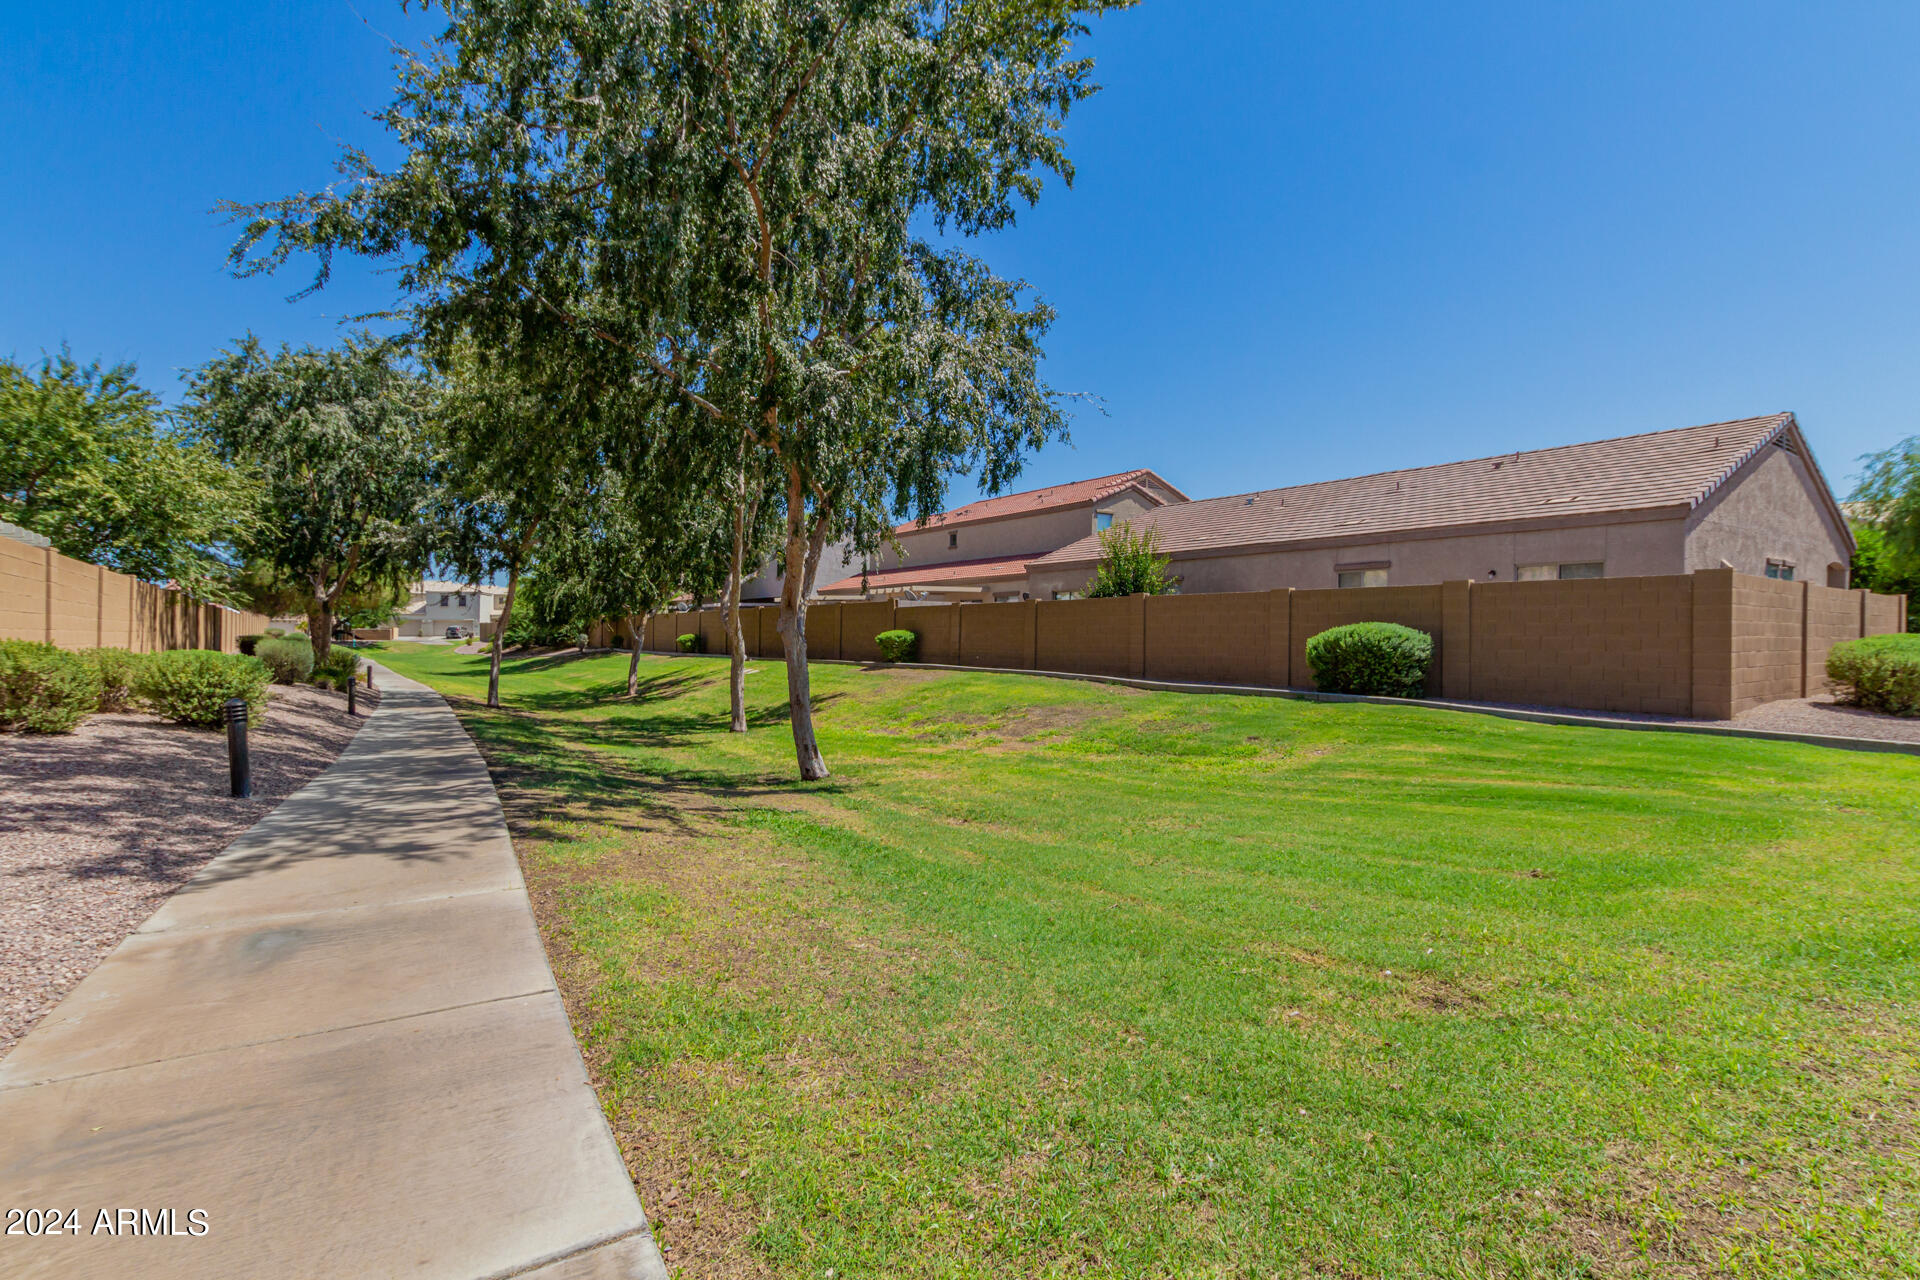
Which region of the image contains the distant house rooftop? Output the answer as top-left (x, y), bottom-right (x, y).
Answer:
top-left (894, 469), bottom-right (1187, 534)
top-left (1031, 414), bottom-right (1843, 569)
top-left (820, 554), bottom-right (1035, 596)
top-left (411, 580), bottom-right (508, 597)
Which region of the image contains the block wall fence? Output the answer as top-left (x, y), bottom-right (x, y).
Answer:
top-left (619, 569), bottom-right (1906, 720)
top-left (0, 535), bottom-right (272, 654)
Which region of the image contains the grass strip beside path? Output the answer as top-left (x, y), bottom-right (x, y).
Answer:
top-left (372, 643), bottom-right (1920, 1279)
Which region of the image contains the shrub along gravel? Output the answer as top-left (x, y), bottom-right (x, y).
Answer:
top-left (0, 641), bottom-right (102, 734)
top-left (1827, 633), bottom-right (1920, 716)
top-left (134, 650), bottom-right (272, 727)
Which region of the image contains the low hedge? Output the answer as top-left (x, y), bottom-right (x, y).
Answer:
top-left (677, 632), bottom-right (705, 653)
top-left (1304, 621), bottom-right (1433, 699)
top-left (875, 629), bottom-right (918, 663)
top-left (0, 640), bottom-right (102, 733)
top-left (256, 634), bottom-right (315, 684)
top-left (135, 650), bottom-right (272, 727)
top-left (1826, 633), bottom-right (1920, 717)
top-left (81, 647), bottom-right (143, 712)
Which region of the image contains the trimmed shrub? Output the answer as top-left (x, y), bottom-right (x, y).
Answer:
top-left (237, 634), bottom-right (267, 656)
top-left (256, 634), bottom-right (315, 685)
top-left (0, 641), bottom-right (103, 733)
top-left (311, 648), bottom-right (361, 692)
top-left (1305, 622), bottom-right (1434, 699)
top-left (1827, 633), bottom-right (1920, 716)
top-left (81, 647), bottom-right (143, 712)
top-left (875, 629), bottom-right (918, 663)
top-left (135, 650), bottom-right (271, 727)
top-left (677, 632), bottom-right (705, 653)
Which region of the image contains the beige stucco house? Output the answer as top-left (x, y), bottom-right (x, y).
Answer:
top-left (819, 469), bottom-right (1188, 601)
top-left (395, 580), bottom-right (508, 637)
top-left (1025, 414), bottom-right (1853, 599)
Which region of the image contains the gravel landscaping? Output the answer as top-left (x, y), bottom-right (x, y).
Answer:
top-left (0, 681), bottom-right (379, 1058)
top-left (1479, 692), bottom-right (1920, 744)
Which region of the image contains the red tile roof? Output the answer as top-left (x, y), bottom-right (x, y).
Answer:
top-left (1031, 414), bottom-right (1809, 569)
top-left (895, 469), bottom-right (1186, 534)
top-left (820, 554), bottom-right (1037, 594)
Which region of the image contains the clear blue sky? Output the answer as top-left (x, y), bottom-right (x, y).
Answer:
top-left (7, 1), bottom-right (1919, 509)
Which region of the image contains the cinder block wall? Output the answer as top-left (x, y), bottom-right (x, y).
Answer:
top-left (632, 571), bottom-right (1907, 721)
top-left (0, 534), bottom-right (270, 654)
top-left (1469, 575), bottom-right (1695, 716)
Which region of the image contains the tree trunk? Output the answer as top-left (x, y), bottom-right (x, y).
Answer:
top-left (776, 467), bottom-right (832, 780)
top-left (314, 601), bottom-right (335, 666)
top-left (488, 564), bottom-right (522, 709)
top-left (626, 613), bottom-right (644, 698)
top-left (723, 484), bottom-right (753, 733)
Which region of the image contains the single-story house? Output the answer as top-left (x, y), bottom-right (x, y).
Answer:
top-left (819, 469), bottom-right (1188, 602)
top-left (1024, 414), bottom-right (1854, 598)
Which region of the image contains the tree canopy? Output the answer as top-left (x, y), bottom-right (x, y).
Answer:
top-left (0, 351), bottom-right (258, 599)
top-left (182, 333), bottom-right (437, 660)
top-left (229, 0), bottom-right (1130, 777)
top-left (1085, 521), bottom-right (1176, 597)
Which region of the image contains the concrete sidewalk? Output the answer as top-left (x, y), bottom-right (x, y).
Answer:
top-left (0, 665), bottom-right (664, 1279)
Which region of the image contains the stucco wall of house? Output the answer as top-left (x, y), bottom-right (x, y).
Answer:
top-left (739, 537), bottom-right (860, 601)
top-left (878, 483), bottom-right (1168, 576)
top-left (1683, 442), bottom-right (1852, 585)
top-left (1026, 516), bottom-right (1687, 598)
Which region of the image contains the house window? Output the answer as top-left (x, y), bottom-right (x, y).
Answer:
top-left (1766, 559), bottom-right (1795, 581)
top-left (1094, 511), bottom-right (1114, 531)
top-left (457, 593), bottom-right (467, 606)
top-left (1052, 590), bottom-right (1082, 601)
top-left (438, 594), bottom-right (450, 606)
top-left (1337, 569), bottom-right (1388, 589)
top-left (1516, 562), bottom-right (1604, 581)
top-left (948, 532), bottom-right (958, 549)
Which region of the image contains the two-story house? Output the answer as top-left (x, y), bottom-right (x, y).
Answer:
top-left (394, 580), bottom-right (508, 637)
top-left (817, 469), bottom-right (1189, 602)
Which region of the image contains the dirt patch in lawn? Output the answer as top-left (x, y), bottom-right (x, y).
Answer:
top-left (0, 682), bottom-right (377, 1058)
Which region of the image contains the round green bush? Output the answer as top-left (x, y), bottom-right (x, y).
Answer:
top-left (134, 650), bottom-right (272, 727)
top-left (875, 629), bottom-right (918, 663)
top-left (255, 634), bottom-right (315, 684)
top-left (676, 632), bottom-right (705, 653)
top-left (1305, 621), bottom-right (1434, 699)
top-left (80, 647), bottom-right (143, 713)
top-left (0, 640), bottom-right (103, 733)
top-left (1826, 633), bottom-right (1920, 717)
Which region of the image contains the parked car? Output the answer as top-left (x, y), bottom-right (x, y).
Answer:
top-left (444, 625), bottom-right (470, 640)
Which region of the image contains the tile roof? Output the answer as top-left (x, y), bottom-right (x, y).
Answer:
top-left (412, 580), bottom-right (508, 596)
top-left (895, 469), bottom-right (1186, 534)
top-left (820, 554), bottom-right (1038, 594)
top-left (1031, 414), bottom-right (1803, 568)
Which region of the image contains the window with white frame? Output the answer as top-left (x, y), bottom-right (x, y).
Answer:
top-left (457, 593), bottom-right (467, 606)
top-left (1765, 559), bottom-right (1795, 581)
top-left (948, 532), bottom-right (958, 549)
top-left (1516, 562), bottom-right (1604, 581)
top-left (438, 593), bottom-right (450, 606)
top-left (1337, 568), bottom-right (1388, 589)
top-left (1094, 511), bottom-right (1114, 531)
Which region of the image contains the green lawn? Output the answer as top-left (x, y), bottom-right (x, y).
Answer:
top-left (371, 643), bottom-right (1920, 1278)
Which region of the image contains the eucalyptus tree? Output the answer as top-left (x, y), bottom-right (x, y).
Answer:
top-left (182, 334), bottom-right (436, 662)
top-left (539, 464), bottom-right (734, 699)
top-left (432, 340), bottom-right (609, 707)
top-left (227, 0), bottom-right (1127, 779)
